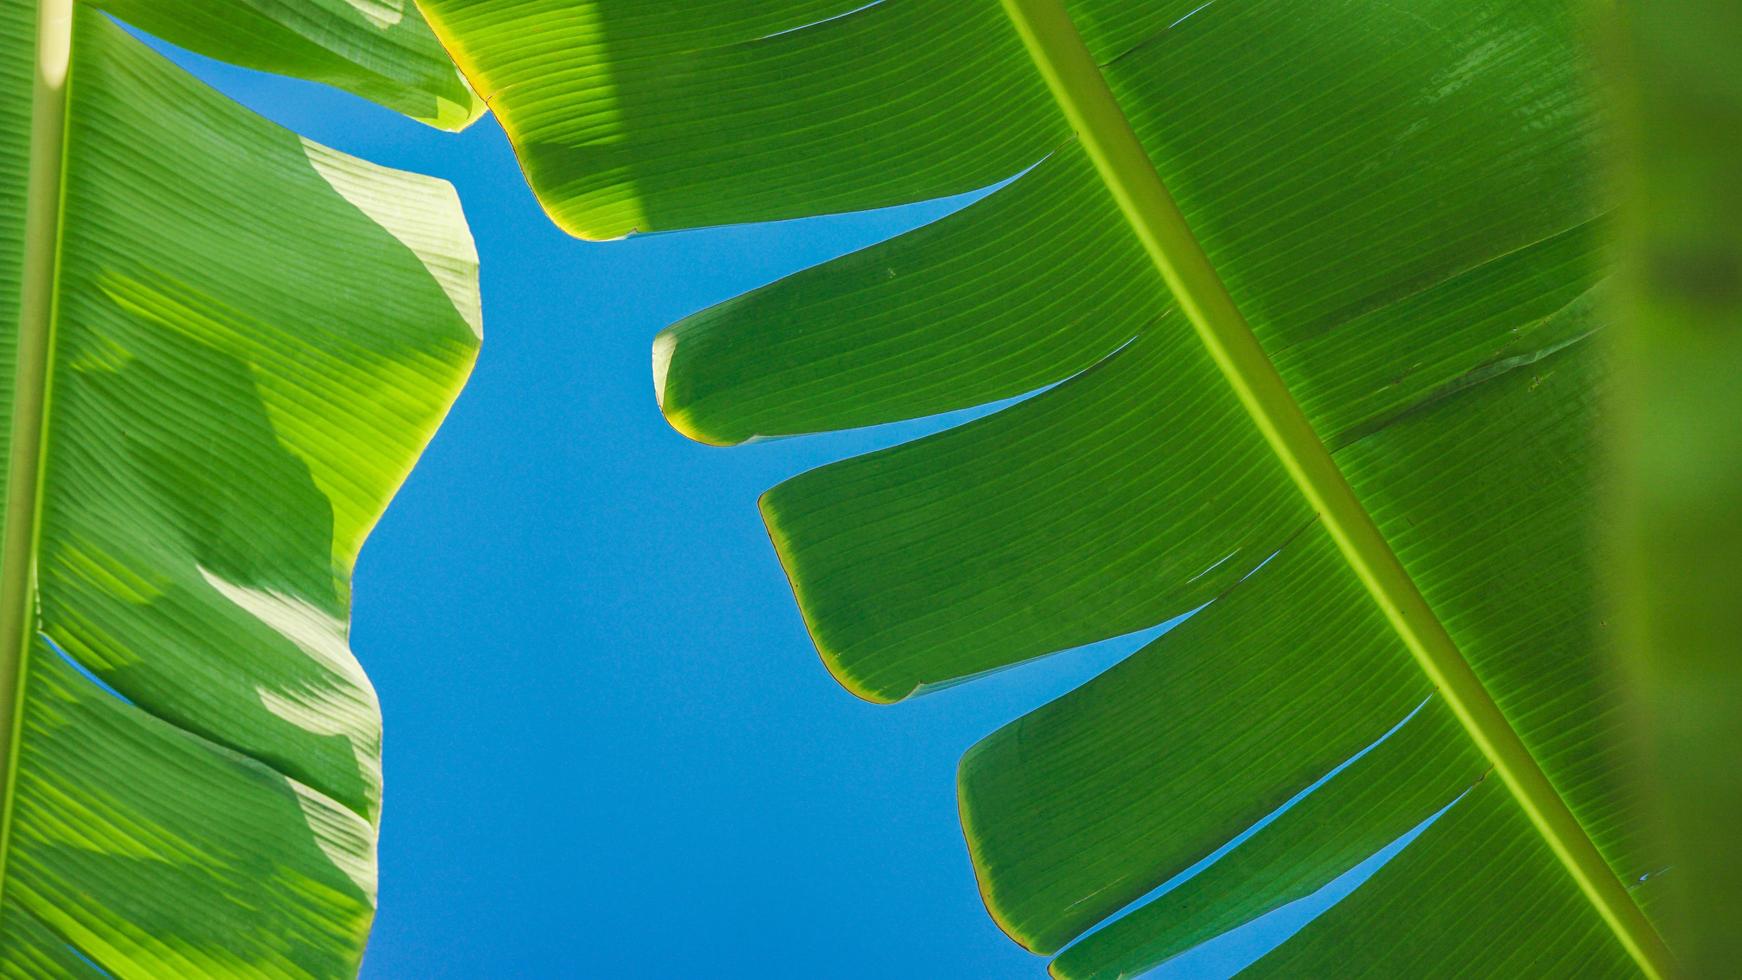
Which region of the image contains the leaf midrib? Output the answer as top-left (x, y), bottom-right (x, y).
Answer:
top-left (0, 0), bottom-right (72, 917)
top-left (997, 0), bottom-right (1672, 975)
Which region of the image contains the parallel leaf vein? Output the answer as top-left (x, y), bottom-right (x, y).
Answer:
top-left (997, 1), bottom-right (1671, 975)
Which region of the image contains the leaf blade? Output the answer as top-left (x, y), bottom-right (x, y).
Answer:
top-left (92, 0), bottom-right (483, 130)
top-left (0, 6), bottom-right (480, 972)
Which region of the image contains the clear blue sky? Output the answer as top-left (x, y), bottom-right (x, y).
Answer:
top-left (139, 29), bottom-right (1418, 980)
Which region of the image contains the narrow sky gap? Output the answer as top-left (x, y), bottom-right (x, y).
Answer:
top-left (751, 328), bottom-right (1135, 485)
top-left (44, 630), bottom-right (373, 823)
top-left (758, 1), bottom-right (886, 40)
top-left (629, 162), bottom-right (1032, 252)
top-left (1054, 697), bottom-right (1436, 959)
top-left (907, 602), bottom-right (1200, 703)
top-left (1145, 791), bottom-right (1466, 978)
top-left (60, 935), bottom-right (112, 978)
top-left (19, 901), bottom-right (112, 977)
top-left (741, 378), bottom-right (1041, 459)
top-left (1185, 549), bottom-right (1239, 585)
top-left (1168, 0), bottom-right (1219, 31)
top-left (1098, 0), bottom-right (1222, 69)
top-left (658, 161), bottom-right (1036, 315)
top-left (68, 945), bottom-right (111, 977)
top-left (1632, 865), bottom-right (1672, 886)
top-left (1236, 546), bottom-right (1282, 584)
top-left (43, 633), bottom-right (134, 706)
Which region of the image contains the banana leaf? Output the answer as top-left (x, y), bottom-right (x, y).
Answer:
top-left (0, 1), bottom-right (479, 973)
top-left (418, 0), bottom-right (1682, 974)
top-left (89, 0), bottom-right (483, 130)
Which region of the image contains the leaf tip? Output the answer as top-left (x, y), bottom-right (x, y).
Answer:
top-left (651, 329), bottom-right (676, 413)
top-left (652, 329), bottom-right (745, 447)
top-left (956, 747), bottom-right (1049, 955)
top-left (757, 489), bottom-right (899, 705)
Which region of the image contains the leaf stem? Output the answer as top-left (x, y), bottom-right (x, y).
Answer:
top-left (0, 0), bottom-right (73, 900)
top-left (998, 1), bottom-right (1673, 975)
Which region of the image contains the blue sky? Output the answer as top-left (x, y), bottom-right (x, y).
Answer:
top-left (137, 30), bottom-right (1420, 980)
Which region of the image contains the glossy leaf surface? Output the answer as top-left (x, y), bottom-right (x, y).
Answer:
top-left (90, 0), bottom-right (483, 129)
top-left (0, 4), bottom-right (479, 974)
top-left (425, 0), bottom-right (1674, 974)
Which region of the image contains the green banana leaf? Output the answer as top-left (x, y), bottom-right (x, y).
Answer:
top-left (0, 1), bottom-right (479, 974)
top-left (88, 0), bottom-right (484, 130)
top-left (1609, 0), bottom-right (1742, 976)
top-left (418, 0), bottom-right (1678, 975)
